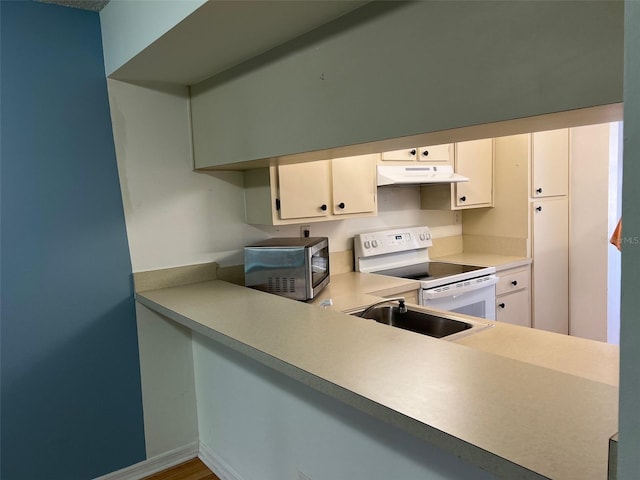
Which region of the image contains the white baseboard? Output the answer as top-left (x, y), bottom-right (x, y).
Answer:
top-left (198, 442), bottom-right (244, 480)
top-left (93, 442), bottom-right (199, 480)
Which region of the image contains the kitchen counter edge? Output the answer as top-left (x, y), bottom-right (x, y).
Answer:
top-left (136, 280), bottom-right (617, 480)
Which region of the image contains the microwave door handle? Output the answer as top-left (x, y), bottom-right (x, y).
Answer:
top-left (423, 275), bottom-right (498, 300)
top-left (307, 238), bottom-right (328, 256)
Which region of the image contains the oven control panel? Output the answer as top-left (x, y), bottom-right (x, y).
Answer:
top-left (354, 226), bottom-right (433, 259)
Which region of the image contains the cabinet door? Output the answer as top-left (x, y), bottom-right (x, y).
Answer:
top-left (454, 138), bottom-right (493, 208)
top-left (531, 197), bottom-right (569, 334)
top-left (418, 143), bottom-right (453, 163)
top-left (532, 129), bottom-right (569, 198)
top-left (496, 290), bottom-right (531, 327)
top-left (381, 148), bottom-right (418, 162)
top-left (331, 155), bottom-right (377, 215)
top-left (278, 161), bottom-right (331, 220)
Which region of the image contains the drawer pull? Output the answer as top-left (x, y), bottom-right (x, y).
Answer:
top-left (498, 303), bottom-right (506, 309)
top-left (511, 280), bottom-right (518, 286)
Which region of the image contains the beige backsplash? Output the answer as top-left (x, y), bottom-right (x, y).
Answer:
top-left (133, 235), bottom-right (466, 292)
top-left (133, 262), bottom-right (219, 292)
top-left (429, 235), bottom-right (464, 258)
top-left (331, 250), bottom-right (355, 274)
top-left (462, 234), bottom-right (529, 257)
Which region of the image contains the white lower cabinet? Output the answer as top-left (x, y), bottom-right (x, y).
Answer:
top-left (495, 265), bottom-right (531, 327)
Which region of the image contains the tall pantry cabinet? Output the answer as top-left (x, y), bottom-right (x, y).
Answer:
top-left (530, 130), bottom-right (570, 334)
top-left (462, 129), bottom-right (569, 334)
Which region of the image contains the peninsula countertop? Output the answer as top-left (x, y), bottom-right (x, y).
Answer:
top-left (136, 278), bottom-right (618, 480)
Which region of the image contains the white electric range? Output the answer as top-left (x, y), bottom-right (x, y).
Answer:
top-left (354, 226), bottom-right (497, 320)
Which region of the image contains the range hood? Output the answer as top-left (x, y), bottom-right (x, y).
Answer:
top-left (377, 165), bottom-right (469, 186)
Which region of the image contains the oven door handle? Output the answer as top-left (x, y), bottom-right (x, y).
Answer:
top-left (423, 275), bottom-right (498, 300)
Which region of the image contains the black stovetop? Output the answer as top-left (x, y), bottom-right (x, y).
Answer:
top-left (372, 262), bottom-right (486, 281)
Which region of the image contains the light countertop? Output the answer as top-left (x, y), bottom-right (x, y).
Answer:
top-left (308, 271), bottom-right (421, 312)
top-left (137, 279), bottom-right (618, 480)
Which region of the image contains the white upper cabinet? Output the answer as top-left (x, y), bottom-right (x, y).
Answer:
top-left (382, 143), bottom-right (453, 164)
top-left (331, 155), bottom-right (377, 216)
top-left (381, 148), bottom-right (419, 162)
top-left (420, 138), bottom-right (493, 210)
top-left (454, 139), bottom-right (494, 207)
top-left (531, 129), bottom-right (569, 198)
top-left (278, 161), bottom-right (332, 220)
top-left (244, 154), bottom-right (378, 225)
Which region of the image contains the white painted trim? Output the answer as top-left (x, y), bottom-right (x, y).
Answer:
top-left (198, 441), bottom-right (244, 480)
top-left (93, 442), bottom-right (199, 480)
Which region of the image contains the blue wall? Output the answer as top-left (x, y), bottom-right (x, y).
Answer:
top-left (0, 2), bottom-right (146, 478)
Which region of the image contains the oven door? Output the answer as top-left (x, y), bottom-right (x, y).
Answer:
top-left (421, 276), bottom-right (497, 320)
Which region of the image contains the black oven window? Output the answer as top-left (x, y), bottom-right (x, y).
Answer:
top-left (451, 301), bottom-right (486, 319)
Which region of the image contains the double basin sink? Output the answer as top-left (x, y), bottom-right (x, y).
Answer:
top-left (351, 302), bottom-right (490, 339)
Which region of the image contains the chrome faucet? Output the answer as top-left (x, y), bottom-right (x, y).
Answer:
top-left (358, 296), bottom-right (407, 318)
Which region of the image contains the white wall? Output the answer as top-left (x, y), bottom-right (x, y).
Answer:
top-left (107, 80), bottom-right (457, 461)
top-left (100, 0), bottom-right (206, 77)
top-left (569, 124), bottom-right (614, 342)
top-left (136, 304), bottom-right (198, 458)
top-left (192, 332), bottom-right (495, 480)
top-left (254, 187), bottom-right (458, 252)
top-left (608, 123), bottom-right (623, 345)
top-left (107, 79), bottom-right (457, 272)
top-left (107, 79), bottom-right (259, 271)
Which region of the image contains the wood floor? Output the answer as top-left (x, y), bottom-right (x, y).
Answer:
top-left (142, 458), bottom-right (220, 480)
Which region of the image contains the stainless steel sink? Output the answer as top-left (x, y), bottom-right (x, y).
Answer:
top-left (352, 304), bottom-right (490, 339)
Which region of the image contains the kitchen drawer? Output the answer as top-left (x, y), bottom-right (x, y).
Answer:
top-left (496, 289), bottom-right (531, 327)
top-left (496, 267), bottom-right (530, 296)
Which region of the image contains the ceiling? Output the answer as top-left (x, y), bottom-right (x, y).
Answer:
top-left (108, 0), bottom-right (369, 86)
top-left (35, 0), bottom-right (368, 86)
top-left (37, 0), bottom-right (109, 12)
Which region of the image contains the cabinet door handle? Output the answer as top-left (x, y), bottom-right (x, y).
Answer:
top-left (536, 206), bottom-right (542, 212)
top-left (459, 196), bottom-right (467, 202)
top-left (422, 150), bottom-right (429, 157)
top-left (536, 187), bottom-right (543, 194)
top-left (511, 280), bottom-right (518, 286)
top-left (498, 303), bottom-right (506, 309)
top-left (338, 202), bottom-right (345, 209)
top-left (409, 149), bottom-right (417, 156)
top-left (320, 204), bottom-right (327, 211)
top-left (275, 198), bottom-right (281, 211)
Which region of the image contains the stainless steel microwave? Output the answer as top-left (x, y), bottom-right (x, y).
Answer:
top-left (244, 237), bottom-right (330, 301)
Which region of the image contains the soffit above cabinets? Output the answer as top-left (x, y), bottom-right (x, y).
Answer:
top-left (108, 0), bottom-right (369, 86)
